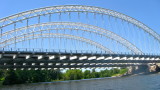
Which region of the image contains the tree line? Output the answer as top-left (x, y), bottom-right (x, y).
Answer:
top-left (0, 68), bottom-right (127, 85)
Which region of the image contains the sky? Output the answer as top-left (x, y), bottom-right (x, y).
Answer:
top-left (0, 0), bottom-right (160, 34)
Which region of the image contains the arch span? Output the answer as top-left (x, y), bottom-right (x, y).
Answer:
top-left (1, 22), bottom-right (143, 54)
top-left (0, 5), bottom-right (159, 43)
top-left (1, 33), bottom-right (114, 54)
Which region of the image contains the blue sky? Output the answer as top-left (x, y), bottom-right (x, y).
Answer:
top-left (0, 0), bottom-right (160, 34)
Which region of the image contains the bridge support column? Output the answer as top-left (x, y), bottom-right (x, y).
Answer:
top-left (128, 64), bottom-right (160, 74)
top-left (127, 65), bottom-right (149, 74)
top-left (149, 64), bottom-right (160, 72)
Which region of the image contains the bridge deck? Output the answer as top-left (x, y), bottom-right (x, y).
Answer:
top-left (0, 51), bottom-right (159, 69)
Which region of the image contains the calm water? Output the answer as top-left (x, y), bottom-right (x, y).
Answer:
top-left (1, 73), bottom-right (160, 90)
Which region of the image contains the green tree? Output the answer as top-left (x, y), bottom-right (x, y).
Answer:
top-left (84, 70), bottom-right (91, 79)
top-left (3, 70), bottom-right (21, 85)
top-left (49, 69), bottom-right (63, 80)
top-left (64, 69), bottom-right (83, 80)
top-left (0, 69), bottom-right (5, 81)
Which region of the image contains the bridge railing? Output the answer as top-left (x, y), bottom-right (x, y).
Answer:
top-left (0, 48), bottom-right (158, 56)
top-left (0, 48), bottom-right (108, 54)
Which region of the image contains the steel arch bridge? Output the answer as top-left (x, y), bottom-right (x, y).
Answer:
top-left (0, 5), bottom-right (160, 70)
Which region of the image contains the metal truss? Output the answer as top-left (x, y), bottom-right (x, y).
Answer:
top-left (0, 5), bottom-right (159, 43)
top-left (1, 22), bottom-right (143, 54)
top-left (0, 51), bottom-right (158, 69)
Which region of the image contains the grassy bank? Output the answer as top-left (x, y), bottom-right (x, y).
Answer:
top-left (0, 68), bottom-right (128, 85)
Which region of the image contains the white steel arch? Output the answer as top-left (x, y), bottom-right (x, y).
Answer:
top-left (1, 22), bottom-right (143, 54)
top-left (1, 33), bottom-right (114, 54)
top-left (0, 5), bottom-right (159, 43)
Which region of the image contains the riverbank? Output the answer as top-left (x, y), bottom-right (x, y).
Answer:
top-left (0, 68), bottom-right (127, 86)
top-left (1, 73), bottom-right (160, 90)
top-left (0, 73), bottom-right (127, 90)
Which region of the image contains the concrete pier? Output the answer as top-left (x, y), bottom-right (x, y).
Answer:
top-left (128, 64), bottom-right (160, 74)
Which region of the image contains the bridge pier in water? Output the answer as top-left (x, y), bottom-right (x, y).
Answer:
top-left (127, 64), bottom-right (160, 74)
top-left (149, 64), bottom-right (160, 72)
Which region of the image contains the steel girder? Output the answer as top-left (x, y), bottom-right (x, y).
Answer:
top-left (0, 51), bottom-right (159, 69)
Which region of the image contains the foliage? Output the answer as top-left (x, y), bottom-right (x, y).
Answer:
top-left (63, 69), bottom-right (83, 80)
top-left (83, 70), bottom-right (91, 79)
top-left (3, 69), bottom-right (20, 85)
top-left (0, 68), bottom-right (128, 85)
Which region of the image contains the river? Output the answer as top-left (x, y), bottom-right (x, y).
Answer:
top-left (1, 73), bottom-right (160, 90)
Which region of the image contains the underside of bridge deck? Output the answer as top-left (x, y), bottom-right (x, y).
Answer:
top-left (0, 51), bottom-right (159, 69)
